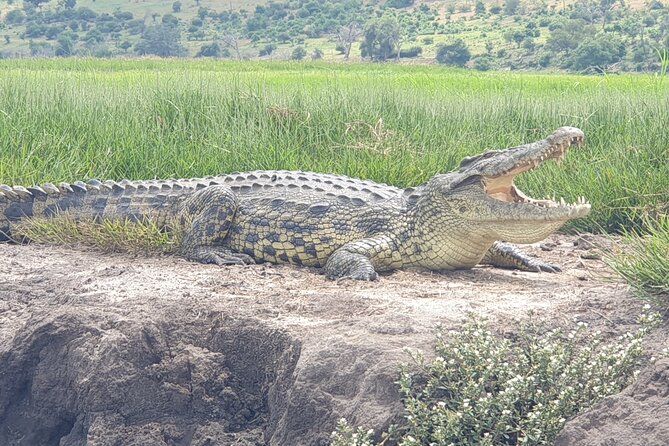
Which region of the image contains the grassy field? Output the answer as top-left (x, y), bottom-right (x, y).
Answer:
top-left (0, 59), bottom-right (667, 233)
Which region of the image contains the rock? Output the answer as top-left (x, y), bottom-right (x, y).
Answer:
top-left (555, 359), bottom-right (669, 446)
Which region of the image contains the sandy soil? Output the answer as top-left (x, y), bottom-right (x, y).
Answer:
top-left (0, 234), bottom-right (667, 445)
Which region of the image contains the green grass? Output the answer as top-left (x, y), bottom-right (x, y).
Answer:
top-left (0, 59), bottom-right (667, 233)
top-left (606, 216), bottom-right (669, 306)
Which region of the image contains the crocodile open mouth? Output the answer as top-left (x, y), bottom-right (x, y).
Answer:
top-left (483, 133), bottom-right (591, 214)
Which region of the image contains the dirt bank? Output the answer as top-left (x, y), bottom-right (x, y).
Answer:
top-left (0, 234), bottom-right (666, 445)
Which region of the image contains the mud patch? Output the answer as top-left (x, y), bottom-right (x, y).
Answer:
top-left (556, 357), bottom-right (669, 446)
top-left (0, 234), bottom-right (666, 445)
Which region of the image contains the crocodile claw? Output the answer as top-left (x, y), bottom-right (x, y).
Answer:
top-left (527, 259), bottom-right (561, 273)
top-left (335, 269), bottom-right (379, 282)
top-left (186, 247), bottom-right (256, 266)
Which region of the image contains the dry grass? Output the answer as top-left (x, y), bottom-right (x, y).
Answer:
top-left (15, 214), bottom-right (183, 256)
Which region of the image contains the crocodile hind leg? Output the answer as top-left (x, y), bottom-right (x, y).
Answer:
top-left (482, 241), bottom-right (561, 273)
top-left (178, 185), bottom-right (255, 266)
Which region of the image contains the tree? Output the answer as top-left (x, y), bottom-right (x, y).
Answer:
top-left (58, 0), bottom-right (76, 9)
top-left (522, 36), bottom-right (536, 51)
top-left (598, 0), bottom-right (624, 30)
top-left (119, 40), bottom-right (132, 52)
top-left (566, 34), bottom-right (625, 71)
top-left (220, 32), bottom-right (242, 59)
top-left (386, 0), bottom-right (413, 7)
top-left (258, 43), bottom-right (276, 56)
top-left (334, 22), bottom-right (363, 59)
top-left (24, 0), bottom-right (49, 8)
top-left (472, 55), bottom-right (494, 71)
top-left (135, 24), bottom-right (187, 57)
top-left (435, 39), bottom-right (471, 66)
top-left (485, 40), bottom-right (494, 55)
top-left (161, 14), bottom-right (179, 26)
top-left (360, 15), bottom-right (402, 61)
top-left (504, 29), bottom-right (526, 47)
top-left (29, 39), bottom-right (53, 56)
top-left (172, 1), bottom-right (182, 13)
top-left (276, 31), bottom-right (291, 43)
top-left (5, 9), bottom-right (26, 25)
top-left (504, 0), bottom-right (520, 15)
top-left (76, 7), bottom-right (97, 21)
top-left (56, 34), bottom-right (74, 56)
top-left (291, 46), bottom-right (306, 60)
top-left (475, 0), bottom-right (486, 14)
top-left (547, 19), bottom-right (589, 52)
top-left (196, 42), bottom-right (221, 57)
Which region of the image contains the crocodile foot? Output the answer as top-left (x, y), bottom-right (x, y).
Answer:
top-left (185, 247), bottom-right (256, 266)
top-left (483, 242), bottom-right (562, 273)
top-left (521, 258), bottom-right (561, 273)
top-left (323, 249), bottom-right (379, 281)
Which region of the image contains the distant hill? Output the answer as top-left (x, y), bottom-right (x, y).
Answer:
top-left (1, 0), bottom-right (668, 72)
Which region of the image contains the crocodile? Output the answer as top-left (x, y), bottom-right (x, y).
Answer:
top-left (0, 127), bottom-right (590, 280)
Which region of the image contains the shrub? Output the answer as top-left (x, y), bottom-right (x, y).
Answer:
top-left (76, 6), bottom-right (97, 21)
top-left (5, 9), bottom-right (26, 25)
top-left (435, 39), bottom-right (470, 66)
top-left (291, 46), bottom-right (306, 60)
top-left (473, 55), bottom-right (494, 71)
top-left (259, 43), bottom-right (276, 57)
top-left (332, 312), bottom-right (660, 446)
top-left (172, 1), bottom-right (181, 13)
top-left (399, 46), bottom-right (422, 58)
top-left (386, 0), bottom-right (413, 8)
top-left (196, 42), bottom-right (221, 57)
top-left (161, 14), bottom-right (179, 26)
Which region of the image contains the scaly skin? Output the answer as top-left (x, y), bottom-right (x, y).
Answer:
top-left (0, 127), bottom-right (591, 280)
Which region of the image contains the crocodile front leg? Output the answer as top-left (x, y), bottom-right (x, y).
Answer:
top-left (482, 241), bottom-right (561, 273)
top-left (323, 236), bottom-right (401, 281)
top-left (178, 185), bottom-right (255, 266)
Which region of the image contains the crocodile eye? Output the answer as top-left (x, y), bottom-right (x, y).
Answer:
top-left (459, 206), bottom-right (467, 214)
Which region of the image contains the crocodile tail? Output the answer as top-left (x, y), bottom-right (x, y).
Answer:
top-left (0, 181), bottom-right (96, 241)
top-left (0, 179), bottom-right (214, 241)
top-left (0, 183), bottom-right (41, 241)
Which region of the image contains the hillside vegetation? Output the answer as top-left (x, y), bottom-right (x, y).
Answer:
top-left (1, 0), bottom-right (669, 72)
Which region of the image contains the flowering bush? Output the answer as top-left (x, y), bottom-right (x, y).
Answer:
top-left (332, 310), bottom-right (660, 446)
